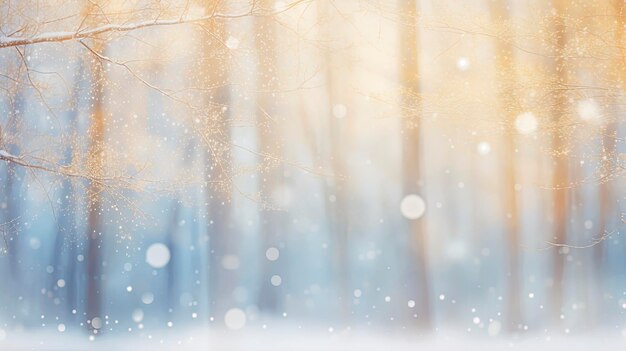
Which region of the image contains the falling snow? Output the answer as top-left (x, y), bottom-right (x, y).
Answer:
top-left (0, 0), bottom-right (624, 350)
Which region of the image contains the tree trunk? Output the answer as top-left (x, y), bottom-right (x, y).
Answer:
top-left (200, 14), bottom-right (235, 320)
top-left (50, 61), bottom-right (83, 321)
top-left (2, 89), bottom-right (25, 280)
top-left (398, 0), bottom-right (431, 328)
top-left (318, 0), bottom-right (352, 321)
top-left (84, 26), bottom-right (107, 329)
top-left (549, 0), bottom-right (569, 323)
top-left (488, 0), bottom-right (522, 332)
top-left (255, 0), bottom-right (286, 313)
top-left (593, 0), bottom-right (624, 323)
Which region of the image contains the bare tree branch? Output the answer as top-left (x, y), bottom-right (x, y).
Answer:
top-left (0, 11), bottom-right (251, 49)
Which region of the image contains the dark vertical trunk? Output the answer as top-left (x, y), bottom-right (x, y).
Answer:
top-left (318, 0), bottom-right (351, 321)
top-left (398, 0), bottom-right (431, 328)
top-left (85, 41), bottom-right (107, 330)
top-left (51, 62), bottom-right (82, 321)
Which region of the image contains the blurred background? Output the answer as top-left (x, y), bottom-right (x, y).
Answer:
top-left (0, 0), bottom-right (625, 348)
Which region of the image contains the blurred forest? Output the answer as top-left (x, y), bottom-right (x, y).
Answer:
top-left (0, 0), bottom-right (625, 348)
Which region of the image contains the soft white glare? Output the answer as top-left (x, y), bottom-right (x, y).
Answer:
top-left (446, 240), bottom-right (467, 261)
top-left (146, 243), bottom-right (171, 268)
top-left (271, 275), bottom-right (282, 286)
top-left (224, 308), bottom-right (247, 330)
top-left (477, 141), bottom-right (491, 155)
top-left (272, 185), bottom-right (293, 208)
top-left (488, 320), bottom-right (502, 336)
top-left (274, 1), bottom-right (288, 11)
top-left (29, 238), bottom-right (41, 250)
top-left (91, 317), bottom-right (103, 329)
top-left (225, 36), bottom-right (239, 49)
top-left (132, 309), bottom-right (144, 323)
top-left (456, 57), bottom-right (470, 71)
top-left (400, 194), bottom-right (426, 220)
top-left (221, 255), bottom-right (240, 270)
top-left (577, 98), bottom-right (600, 121)
top-left (515, 112), bottom-right (538, 135)
top-left (333, 104), bottom-right (347, 118)
top-left (141, 292), bottom-right (154, 305)
top-left (265, 247), bottom-right (280, 261)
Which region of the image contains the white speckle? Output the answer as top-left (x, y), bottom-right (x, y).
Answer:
top-left (271, 184), bottom-right (294, 208)
top-left (145, 243), bottom-right (171, 268)
top-left (584, 220), bottom-right (593, 230)
top-left (354, 289), bottom-right (362, 298)
top-left (77, 255), bottom-right (84, 262)
top-left (477, 141), bottom-right (491, 155)
top-left (271, 275), bottom-right (282, 286)
top-left (577, 99), bottom-right (600, 121)
top-left (408, 300), bottom-right (416, 308)
top-left (142, 293), bottom-right (154, 305)
top-left (126, 286), bottom-right (133, 292)
top-left (29, 238), bottom-right (41, 250)
top-left (473, 317), bottom-right (480, 324)
top-left (333, 104), bottom-right (347, 118)
top-left (456, 57), bottom-right (470, 71)
top-left (57, 279), bottom-right (66, 288)
top-left (400, 194), bottom-right (426, 220)
top-left (488, 320), bottom-right (501, 336)
top-left (124, 262), bottom-right (133, 271)
top-left (529, 293), bottom-right (534, 299)
top-left (91, 317), bottom-right (102, 329)
top-left (132, 309), bottom-right (144, 323)
top-left (224, 308), bottom-right (246, 330)
top-left (265, 247), bottom-right (280, 261)
top-left (515, 112), bottom-right (538, 135)
top-left (384, 296), bottom-right (391, 302)
top-left (57, 324), bottom-right (66, 332)
top-left (446, 240), bottom-right (467, 260)
top-left (221, 255), bottom-right (240, 270)
top-left (439, 294), bottom-right (446, 301)
top-left (225, 36), bottom-right (239, 49)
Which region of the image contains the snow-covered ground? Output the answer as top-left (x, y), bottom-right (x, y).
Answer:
top-left (1, 327), bottom-right (624, 351)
